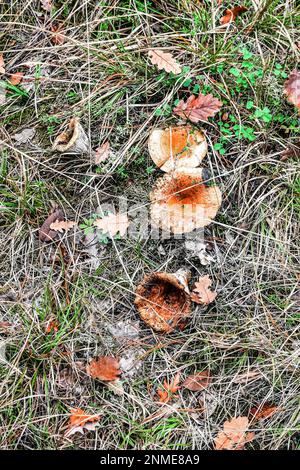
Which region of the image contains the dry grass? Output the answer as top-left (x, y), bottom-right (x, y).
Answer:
top-left (0, 0), bottom-right (299, 450)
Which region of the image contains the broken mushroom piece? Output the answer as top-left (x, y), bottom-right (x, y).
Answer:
top-left (52, 117), bottom-right (90, 154)
top-left (134, 270), bottom-right (191, 333)
top-left (150, 167), bottom-right (222, 234)
top-left (148, 126), bottom-right (207, 172)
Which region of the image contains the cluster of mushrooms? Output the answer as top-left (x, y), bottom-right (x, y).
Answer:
top-left (135, 125), bottom-right (222, 333)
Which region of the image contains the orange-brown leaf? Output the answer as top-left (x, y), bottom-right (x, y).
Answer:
top-left (191, 275), bottom-right (217, 305)
top-left (93, 212), bottom-right (130, 238)
top-left (148, 49), bottom-right (182, 75)
top-left (182, 370), bottom-right (211, 391)
top-left (66, 408), bottom-right (101, 437)
top-left (49, 220), bottom-right (76, 233)
top-left (250, 403), bottom-right (279, 420)
top-left (173, 94), bottom-right (222, 123)
top-left (39, 208), bottom-right (64, 242)
top-left (214, 416), bottom-right (255, 450)
top-left (157, 372), bottom-right (181, 403)
top-left (87, 356), bottom-right (121, 382)
top-left (51, 24), bottom-right (65, 45)
top-left (284, 70), bottom-right (300, 115)
top-left (95, 141), bottom-right (110, 164)
top-left (9, 72), bottom-right (23, 85)
top-left (0, 54), bottom-right (5, 74)
top-left (45, 320), bottom-right (59, 334)
top-left (220, 6), bottom-right (248, 25)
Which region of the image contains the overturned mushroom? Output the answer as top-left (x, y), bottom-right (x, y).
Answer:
top-left (148, 126), bottom-right (207, 172)
top-left (150, 167), bottom-right (221, 234)
top-left (52, 117), bottom-right (90, 154)
top-left (134, 270), bottom-right (191, 333)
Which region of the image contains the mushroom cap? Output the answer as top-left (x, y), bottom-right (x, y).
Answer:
top-left (148, 126), bottom-right (207, 172)
top-left (150, 167), bottom-right (222, 234)
top-left (52, 117), bottom-right (89, 154)
top-left (134, 271), bottom-right (191, 333)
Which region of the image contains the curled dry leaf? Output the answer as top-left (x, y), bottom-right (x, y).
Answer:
top-left (94, 141), bottom-right (110, 165)
top-left (173, 93), bottom-right (222, 123)
top-left (148, 126), bottom-right (207, 172)
top-left (49, 220), bottom-right (76, 233)
top-left (250, 403), bottom-right (279, 420)
top-left (191, 275), bottom-right (217, 305)
top-left (134, 271), bottom-right (191, 333)
top-left (157, 372), bottom-right (181, 403)
top-left (214, 416), bottom-right (255, 450)
top-left (0, 54), bottom-right (5, 74)
top-left (93, 212), bottom-right (130, 238)
top-left (9, 72), bottom-right (23, 85)
top-left (66, 408), bottom-right (101, 437)
top-left (86, 356), bottom-right (121, 382)
top-left (39, 208), bottom-right (64, 242)
top-left (148, 49), bottom-right (182, 74)
top-left (284, 70), bottom-right (300, 115)
top-left (182, 370), bottom-right (211, 391)
top-left (220, 6), bottom-right (248, 25)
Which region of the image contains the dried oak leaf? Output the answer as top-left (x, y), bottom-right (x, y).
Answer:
top-left (41, 0), bottom-right (53, 12)
top-left (49, 220), bottom-right (76, 233)
top-left (39, 208), bottom-right (64, 242)
top-left (148, 49), bottom-right (182, 74)
top-left (95, 141), bottom-right (110, 165)
top-left (214, 416), bottom-right (255, 450)
top-left (157, 372), bottom-right (181, 403)
top-left (250, 403), bottom-right (279, 421)
top-left (284, 70), bottom-right (300, 115)
top-left (65, 408), bottom-right (101, 437)
top-left (93, 212), bottom-right (130, 238)
top-left (182, 370), bottom-right (211, 391)
top-left (9, 72), bottom-right (23, 85)
top-left (191, 275), bottom-right (217, 305)
top-left (0, 54), bottom-right (5, 74)
top-left (220, 6), bottom-right (248, 25)
top-left (86, 356), bottom-right (121, 382)
top-left (173, 94), bottom-right (222, 123)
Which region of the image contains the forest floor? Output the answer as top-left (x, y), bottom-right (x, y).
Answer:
top-left (0, 0), bottom-right (299, 450)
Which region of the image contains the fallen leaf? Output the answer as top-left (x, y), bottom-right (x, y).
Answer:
top-left (280, 143), bottom-right (300, 161)
top-left (173, 94), bottom-right (222, 123)
top-left (49, 220), bottom-right (76, 233)
top-left (220, 6), bottom-right (248, 25)
top-left (214, 416), bottom-right (255, 450)
top-left (51, 24), bottom-right (65, 45)
top-left (182, 370), bottom-right (211, 391)
top-left (191, 275), bottom-right (217, 305)
top-left (65, 408), bottom-right (101, 437)
top-left (93, 212), bottom-right (130, 238)
top-left (148, 49), bottom-right (182, 74)
top-left (41, 0), bottom-right (53, 11)
top-left (13, 128), bottom-right (35, 145)
top-left (250, 403), bottom-right (279, 420)
top-left (157, 372), bottom-right (181, 403)
top-left (39, 208), bottom-right (64, 242)
top-left (9, 72), bottom-right (23, 85)
top-left (87, 356), bottom-right (121, 382)
top-left (0, 54), bottom-right (5, 74)
top-left (95, 141), bottom-right (110, 164)
top-left (284, 70), bottom-right (300, 115)
top-left (45, 319), bottom-right (59, 333)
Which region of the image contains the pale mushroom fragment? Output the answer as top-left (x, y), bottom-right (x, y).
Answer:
top-left (52, 117), bottom-right (90, 154)
top-left (148, 126), bottom-right (207, 172)
top-left (134, 270), bottom-right (191, 333)
top-left (150, 167), bottom-right (221, 234)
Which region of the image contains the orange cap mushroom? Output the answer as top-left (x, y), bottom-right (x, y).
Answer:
top-left (134, 270), bottom-right (191, 333)
top-left (150, 167), bottom-right (222, 234)
top-left (148, 126), bottom-right (207, 172)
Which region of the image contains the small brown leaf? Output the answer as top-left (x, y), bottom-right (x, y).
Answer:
top-left (49, 220), bottom-right (76, 233)
top-left (157, 372), bottom-right (181, 403)
top-left (182, 370), bottom-right (211, 391)
top-left (87, 356), bottom-right (121, 382)
top-left (66, 408), bottom-right (101, 437)
top-left (93, 212), bottom-right (130, 238)
top-left (173, 94), bottom-right (222, 123)
top-left (9, 72), bottom-right (23, 85)
top-left (45, 319), bottom-right (59, 334)
top-left (191, 275), bottom-right (217, 305)
top-left (214, 416), bottom-right (255, 450)
top-left (0, 54), bottom-right (5, 74)
top-left (41, 0), bottom-right (53, 12)
top-left (284, 70), bottom-right (300, 115)
top-left (250, 403), bottom-right (279, 420)
top-left (148, 49), bottom-right (182, 74)
top-left (39, 208), bottom-right (64, 242)
top-left (95, 141), bottom-right (110, 164)
top-left (220, 6), bottom-right (248, 25)
top-left (51, 24), bottom-right (65, 45)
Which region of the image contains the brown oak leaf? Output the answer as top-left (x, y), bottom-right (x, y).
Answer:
top-left (157, 372), bottom-right (181, 403)
top-left (220, 6), bottom-right (248, 25)
top-left (87, 356), bottom-right (121, 382)
top-left (95, 141), bottom-right (110, 164)
top-left (65, 408), bottom-right (101, 437)
top-left (182, 370), bottom-right (211, 391)
top-left (39, 208), bottom-right (64, 242)
top-left (93, 212), bottom-right (130, 238)
top-left (148, 49), bottom-right (182, 74)
top-left (173, 94), bottom-right (222, 123)
top-left (191, 275), bottom-right (217, 305)
top-left (284, 70), bottom-right (300, 115)
top-left (0, 54), bottom-right (5, 74)
top-left (49, 220), bottom-right (76, 233)
top-left (214, 416), bottom-right (255, 450)
top-left (9, 72), bottom-right (23, 85)
top-left (250, 403), bottom-right (279, 420)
